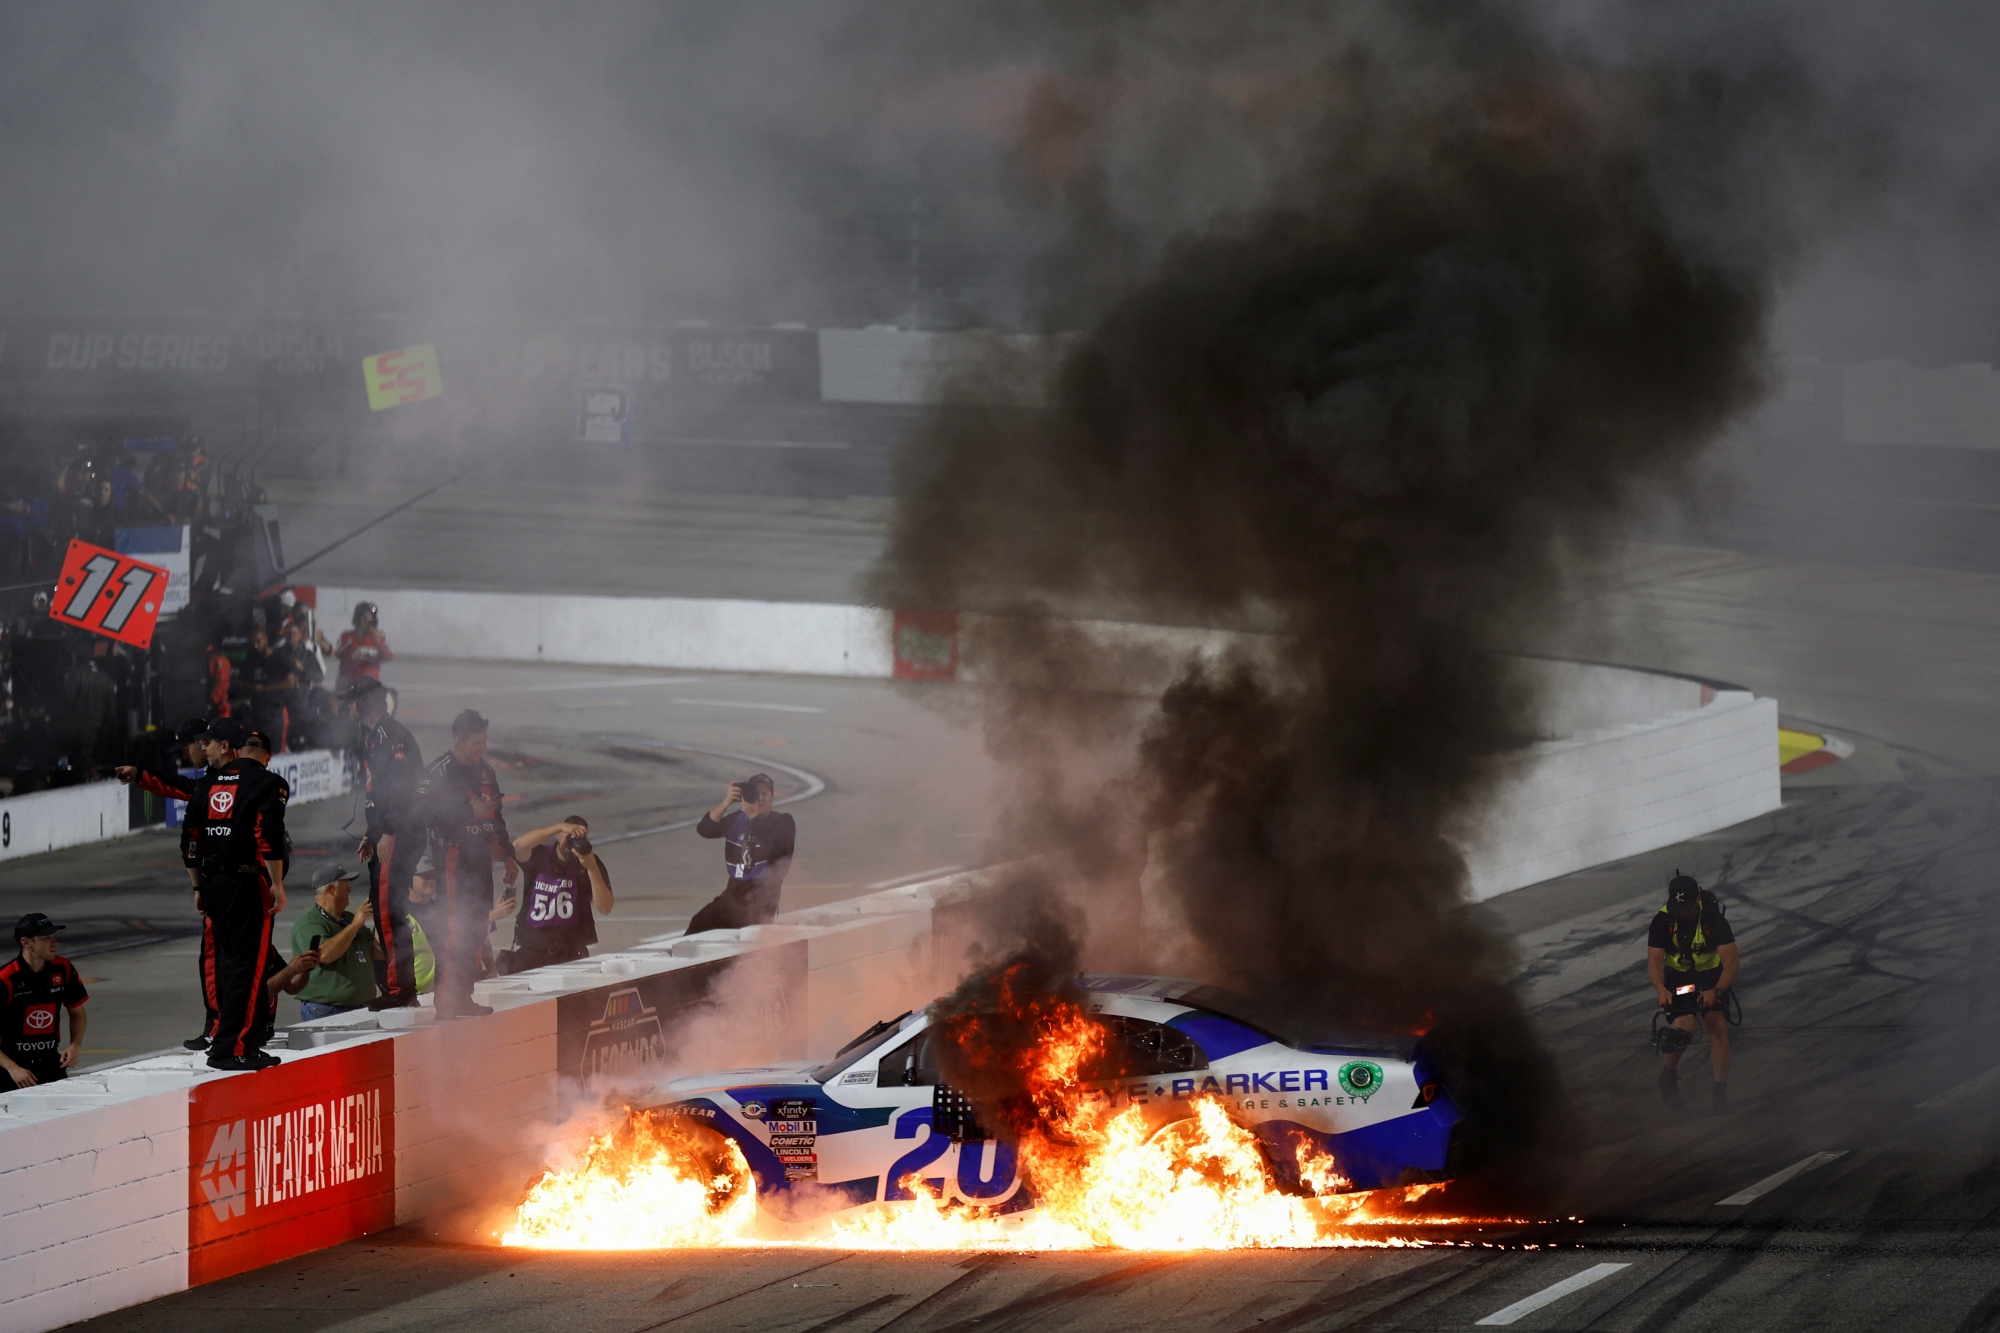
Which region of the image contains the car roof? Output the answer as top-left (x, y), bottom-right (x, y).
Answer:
top-left (1081, 974), bottom-right (1419, 1060)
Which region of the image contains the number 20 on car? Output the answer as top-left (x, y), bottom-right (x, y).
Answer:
top-left (49, 539), bottom-right (169, 649)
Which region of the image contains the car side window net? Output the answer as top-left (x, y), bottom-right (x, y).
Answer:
top-left (877, 1031), bottom-right (941, 1087)
top-left (1085, 1015), bottom-right (1206, 1078)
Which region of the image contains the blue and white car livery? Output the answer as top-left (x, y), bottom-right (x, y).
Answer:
top-left (642, 974), bottom-right (1465, 1215)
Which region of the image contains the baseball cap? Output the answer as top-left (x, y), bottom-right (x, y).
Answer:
top-left (413, 849), bottom-right (436, 878)
top-left (338, 677), bottom-right (384, 703)
top-left (174, 716), bottom-right (211, 745)
top-left (1666, 872), bottom-right (1702, 915)
top-left (311, 862), bottom-right (357, 891)
top-left (243, 730), bottom-right (273, 753)
top-left (13, 912), bottom-right (64, 942)
top-left (201, 717), bottom-right (248, 746)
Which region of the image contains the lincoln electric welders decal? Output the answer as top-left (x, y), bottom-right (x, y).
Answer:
top-left (768, 1097), bottom-right (818, 1183)
top-left (554, 941), bottom-right (808, 1108)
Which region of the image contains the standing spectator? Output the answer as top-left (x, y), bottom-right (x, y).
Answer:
top-left (687, 774), bottom-right (796, 934)
top-left (343, 679), bottom-right (426, 1011)
top-left (244, 625), bottom-right (295, 754)
top-left (290, 864), bottom-right (380, 1020)
top-left (334, 602), bottom-right (393, 696)
top-left (418, 709), bottom-right (518, 1019)
top-left (0, 914), bottom-right (88, 1088)
top-left (206, 640), bottom-right (233, 720)
top-left (281, 620), bottom-right (325, 746)
top-left (113, 717), bottom-right (217, 1049)
top-left (500, 817), bottom-right (614, 973)
top-left (184, 717), bottom-right (289, 1071)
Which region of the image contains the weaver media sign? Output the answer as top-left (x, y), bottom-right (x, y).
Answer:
top-left (187, 1039), bottom-right (395, 1284)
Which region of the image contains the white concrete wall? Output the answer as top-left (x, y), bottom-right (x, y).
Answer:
top-left (1524, 658), bottom-right (1707, 737)
top-left (1458, 691), bottom-right (1780, 901)
top-left (1841, 359), bottom-right (2000, 450)
top-left (314, 587), bottom-right (896, 678)
top-left (0, 1085), bottom-right (188, 1333)
top-left (816, 328), bottom-right (1063, 407)
top-left (392, 1004), bottom-right (557, 1225)
top-left (0, 781), bottom-right (132, 864)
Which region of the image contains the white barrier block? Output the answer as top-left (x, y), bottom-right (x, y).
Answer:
top-left (0, 782), bottom-right (132, 863)
top-left (315, 588), bottom-right (896, 679)
top-left (392, 1004), bottom-right (558, 1225)
top-left (0, 1089), bottom-right (188, 1333)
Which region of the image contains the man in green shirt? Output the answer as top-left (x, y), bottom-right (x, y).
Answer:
top-left (291, 863), bottom-right (381, 1020)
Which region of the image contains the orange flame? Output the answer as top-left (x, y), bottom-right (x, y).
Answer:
top-left (502, 1110), bottom-right (758, 1249)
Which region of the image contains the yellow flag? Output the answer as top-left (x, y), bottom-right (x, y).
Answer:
top-left (362, 343), bottom-right (443, 410)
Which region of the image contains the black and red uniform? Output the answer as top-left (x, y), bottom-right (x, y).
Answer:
top-left (0, 953), bottom-right (87, 1084)
top-left (132, 762), bottom-right (224, 1044)
top-left (360, 715), bottom-right (425, 1003)
top-left (419, 751), bottom-right (509, 1014)
top-left (185, 757), bottom-right (289, 1062)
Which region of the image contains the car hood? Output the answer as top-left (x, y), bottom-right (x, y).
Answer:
top-left (660, 1061), bottom-right (822, 1095)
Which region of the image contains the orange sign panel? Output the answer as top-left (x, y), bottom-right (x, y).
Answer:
top-left (48, 539), bottom-right (168, 648)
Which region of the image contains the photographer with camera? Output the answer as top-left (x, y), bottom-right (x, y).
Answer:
top-left (687, 774), bottom-right (795, 934)
top-left (498, 816), bottom-right (613, 973)
top-left (1648, 871), bottom-right (1740, 1114)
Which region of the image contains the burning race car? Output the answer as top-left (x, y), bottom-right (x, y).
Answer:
top-left (524, 974), bottom-right (1465, 1242)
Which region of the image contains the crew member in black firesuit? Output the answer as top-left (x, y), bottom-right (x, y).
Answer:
top-left (687, 774), bottom-right (796, 934)
top-left (184, 717), bottom-right (290, 1070)
top-left (0, 914), bottom-right (88, 1088)
top-left (342, 678), bottom-right (426, 1010)
top-left (498, 816), bottom-right (614, 973)
top-left (418, 709), bottom-right (517, 1019)
top-left (114, 716), bottom-right (221, 1050)
top-left (1649, 871), bottom-right (1741, 1114)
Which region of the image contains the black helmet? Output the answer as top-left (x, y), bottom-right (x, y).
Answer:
top-left (353, 601), bottom-right (378, 627)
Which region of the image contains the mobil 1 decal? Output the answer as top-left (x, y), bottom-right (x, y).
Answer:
top-left (768, 1097), bottom-right (817, 1183)
top-left (553, 940), bottom-right (808, 1106)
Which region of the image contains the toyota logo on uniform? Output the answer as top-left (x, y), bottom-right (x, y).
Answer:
top-left (208, 788), bottom-right (235, 817)
top-left (23, 1006), bottom-right (55, 1031)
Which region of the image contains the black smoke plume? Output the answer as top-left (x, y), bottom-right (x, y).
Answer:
top-left (874, 2), bottom-right (1810, 1198)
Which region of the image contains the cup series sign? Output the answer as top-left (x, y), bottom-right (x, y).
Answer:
top-left (186, 1039), bottom-right (395, 1284)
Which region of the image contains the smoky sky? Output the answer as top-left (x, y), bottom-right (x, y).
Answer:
top-left (1, 1), bottom-right (1999, 360)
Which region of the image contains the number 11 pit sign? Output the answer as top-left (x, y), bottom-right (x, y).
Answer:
top-left (49, 539), bottom-right (168, 649)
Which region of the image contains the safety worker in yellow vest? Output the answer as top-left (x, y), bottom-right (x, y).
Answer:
top-left (1648, 871), bottom-right (1740, 1113)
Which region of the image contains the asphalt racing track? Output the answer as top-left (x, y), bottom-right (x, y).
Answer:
top-left (31, 536), bottom-right (2000, 1331)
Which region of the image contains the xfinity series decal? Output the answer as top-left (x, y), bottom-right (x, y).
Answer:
top-left (769, 1097), bottom-right (817, 1183)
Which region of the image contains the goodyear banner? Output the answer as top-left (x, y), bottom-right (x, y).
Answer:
top-left (362, 342), bottom-right (444, 410)
top-left (554, 942), bottom-right (808, 1111)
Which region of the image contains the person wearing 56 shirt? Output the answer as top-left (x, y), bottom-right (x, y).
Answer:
top-left (498, 816), bottom-right (614, 974)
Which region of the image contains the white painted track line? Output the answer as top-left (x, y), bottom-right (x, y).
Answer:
top-left (1917, 1064), bottom-right (2000, 1110)
top-left (1715, 1151), bottom-right (1848, 1206)
top-left (1474, 1263), bottom-right (1631, 1326)
top-left (867, 865), bottom-right (964, 890)
top-left (672, 698), bottom-right (824, 714)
